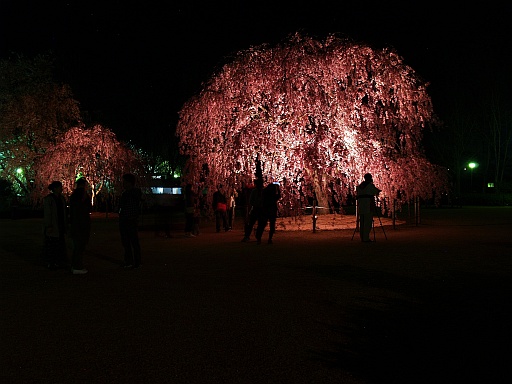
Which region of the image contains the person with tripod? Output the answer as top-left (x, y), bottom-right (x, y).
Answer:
top-left (356, 173), bottom-right (381, 242)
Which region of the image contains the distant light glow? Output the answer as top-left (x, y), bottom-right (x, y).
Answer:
top-left (151, 187), bottom-right (182, 195)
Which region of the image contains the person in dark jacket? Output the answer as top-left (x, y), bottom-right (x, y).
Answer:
top-left (184, 183), bottom-right (198, 237)
top-left (241, 178), bottom-right (264, 242)
top-left (42, 181), bottom-right (68, 269)
top-left (212, 184), bottom-right (228, 232)
top-left (69, 177), bottom-right (91, 274)
top-left (356, 173), bottom-right (381, 242)
top-left (255, 179), bottom-right (281, 244)
top-left (119, 173), bottom-right (142, 268)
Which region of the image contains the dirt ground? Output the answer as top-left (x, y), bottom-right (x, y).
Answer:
top-left (1, 207), bottom-right (511, 383)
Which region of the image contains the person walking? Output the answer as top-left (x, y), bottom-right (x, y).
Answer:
top-left (212, 184), bottom-right (228, 232)
top-left (255, 179), bottom-right (281, 244)
top-left (119, 173), bottom-right (143, 268)
top-left (356, 173), bottom-right (381, 242)
top-left (241, 178), bottom-right (264, 242)
top-left (69, 177), bottom-right (91, 274)
top-left (42, 181), bottom-right (69, 269)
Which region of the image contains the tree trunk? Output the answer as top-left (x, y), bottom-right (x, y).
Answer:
top-left (312, 171), bottom-right (330, 215)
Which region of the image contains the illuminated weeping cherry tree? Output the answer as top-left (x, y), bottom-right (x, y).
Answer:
top-left (176, 33), bottom-right (448, 215)
top-left (33, 124), bottom-right (146, 206)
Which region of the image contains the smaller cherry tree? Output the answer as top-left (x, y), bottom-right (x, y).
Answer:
top-left (33, 124), bottom-right (147, 206)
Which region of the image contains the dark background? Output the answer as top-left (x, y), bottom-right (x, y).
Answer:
top-left (1, 1), bottom-right (511, 151)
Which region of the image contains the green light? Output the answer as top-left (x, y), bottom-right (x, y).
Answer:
top-left (16, 168), bottom-right (23, 174)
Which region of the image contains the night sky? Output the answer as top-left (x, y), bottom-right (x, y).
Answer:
top-left (1, 1), bottom-right (511, 151)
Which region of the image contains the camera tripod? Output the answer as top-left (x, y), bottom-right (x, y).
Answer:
top-left (351, 202), bottom-right (387, 241)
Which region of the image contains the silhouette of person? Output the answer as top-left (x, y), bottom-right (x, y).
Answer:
top-left (212, 184), bottom-right (228, 232)
top-left (241, 179), bottom-right (255, 228)
top-left (69, 177), bottom-right (91, 274)
top-left (242, 178), bottom-right (264, 242)
top-left (154, 197), bottom-right (172, 238)
top-left (192, 201), bottom-right (201, 236)
top-left (184, 183), bottom-right (198, 237)
top-left (356, 173), bottom-right (381, 242)
top-left (227, 188), bottom-right (237, 231)
top-left (42, 181), bottom-right (68, 269)
top-left (255, 179), bottom-right (281, 244)
top-left (119, 173), bottom-right (143, 268)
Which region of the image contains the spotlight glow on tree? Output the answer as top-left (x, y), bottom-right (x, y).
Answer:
top-left (33, 125), bottom-right (146, 205)
top-left (176, 33), bottom-right (448, 215)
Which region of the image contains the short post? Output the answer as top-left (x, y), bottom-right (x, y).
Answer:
top-left (312, 200), bottom-right (317, 233)
top-left (417, 196), bottom-right (421, 225)
top-left (355, 199), bottom-right (359, 231)
top-left (392, 199), bottom-right (396, 230)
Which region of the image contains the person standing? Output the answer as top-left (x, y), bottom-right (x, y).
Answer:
top-left (212, 184), bottom-right (228, 232)
top-left (241, 179), bottom-right (255, 228)
top-left (42, 181), bottom-right (68, 269)
top-left (119, 173), bottom-right (143, 268)
top-left (356, 173), bottom-right (381, 242)
top-left (255, 179), bottom-right (281, 244)
top-left (241, 178), bottom-right (264, 242)
top-left (184, 183), bottom-right (197, 237)
top-left (69, 177), bottom-right (91, 274)
top-left (227, 188), bottom-right (237, 231)
top-left (154, 198), bottom-right (172, 238)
